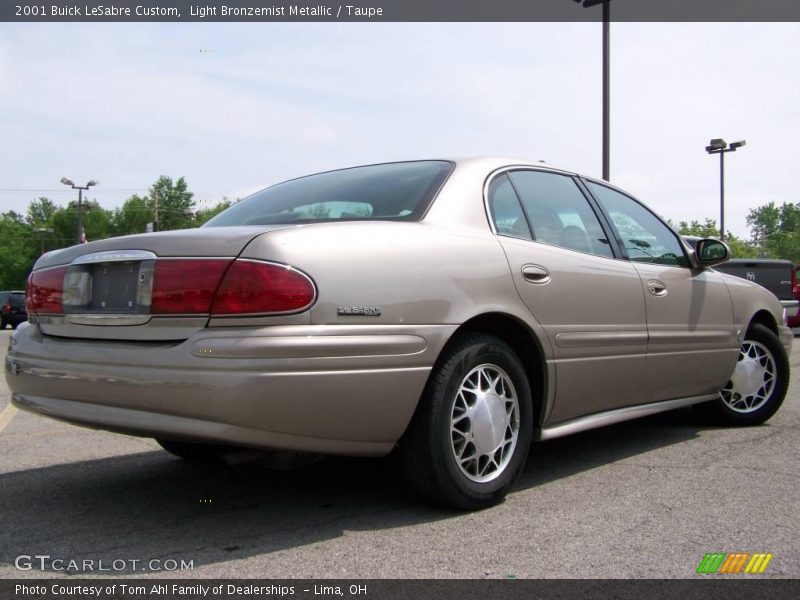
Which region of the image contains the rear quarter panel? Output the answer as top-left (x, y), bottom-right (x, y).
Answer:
top-left (233, 221), bottom-right (553, 365)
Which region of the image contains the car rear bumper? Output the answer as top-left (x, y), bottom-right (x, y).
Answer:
top-left (782, 299), bottom-right (799, 318)
top-left (4, 322), bottom-right (456, 456)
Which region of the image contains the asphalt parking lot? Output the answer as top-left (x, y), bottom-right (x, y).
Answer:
top-left (0, 327), bottom-right (797, 579)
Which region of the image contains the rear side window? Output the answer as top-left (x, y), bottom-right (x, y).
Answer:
top-left (205, 161), bottom-right (453, 227)
top-left (507, 170), bottom-right (614, 258)
top-left (488, 174), bottom-right (532, 240)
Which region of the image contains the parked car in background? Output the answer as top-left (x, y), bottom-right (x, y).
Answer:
top-left (0, 290), bottom-right (26, 329)
top-left (788, 265), bottom-right (800, 331)
top-left (5, 158), bottom-right (793, 509)
top-left (682, 237), bottom-right (799, 325)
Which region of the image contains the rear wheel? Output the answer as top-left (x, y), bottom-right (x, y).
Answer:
top-left (398, 334), bottom-right (533, 510)
top-left (0, 317), bottom-right (7, 330)
top-left (156, 439), bottom-right (224, 462)
top-left (695, 323), bottom-right (789, 426)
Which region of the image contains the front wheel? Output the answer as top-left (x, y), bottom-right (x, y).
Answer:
top-left (397, 334), bottom-right (533, 510)
top-left (695, 323), bottom-right (789, 426)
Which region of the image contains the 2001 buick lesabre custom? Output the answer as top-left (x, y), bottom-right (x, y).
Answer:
top-left (4, 158), bottom-right (792, 509)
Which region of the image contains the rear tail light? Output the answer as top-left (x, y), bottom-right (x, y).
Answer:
top-left (211, 260), bottom-right (316, 315)
top-left (792, 267), bottom-right (799, 297)
top-left (151, 260), bottom-right (231, 314)
top-left (26, 266), bottom-right (68, 315)
top-left (25, 259), bottom-right (315, 318)
top-left (3, 303), bottom-right (10, 315)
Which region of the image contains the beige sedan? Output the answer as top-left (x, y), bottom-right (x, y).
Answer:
top-left (5, 158), bottom-right (792, 509)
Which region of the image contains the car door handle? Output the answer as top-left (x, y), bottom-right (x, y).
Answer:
top-left (647, 279), bottom-right (668, 297)
top-left (522, 264), bottom-right (551, 284)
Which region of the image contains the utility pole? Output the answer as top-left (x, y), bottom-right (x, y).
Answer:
top-left (153, 189), bottom-right (159, 232)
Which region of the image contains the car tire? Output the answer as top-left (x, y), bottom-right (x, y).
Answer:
top-left (694, 323), bottom-right (789, 426)
top-left (397, 333), bottom-right (533, 510)
top-left (0, 318), bottom-right (6, 330)
top-left (156, 439), bottom-right (224, 462)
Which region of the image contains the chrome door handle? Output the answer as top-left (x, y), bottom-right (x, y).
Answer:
top-left (647, 279), bottom-right (668, 297)
top-left (522, 264), bottom-right (551, 284)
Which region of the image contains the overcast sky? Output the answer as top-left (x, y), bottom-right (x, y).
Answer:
top-left (1, 22), bottom-right (798, 237)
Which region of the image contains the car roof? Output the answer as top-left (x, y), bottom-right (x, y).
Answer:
top-left (450, 156), bottom-right (578, 176)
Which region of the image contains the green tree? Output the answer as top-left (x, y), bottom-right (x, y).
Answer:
top-left (51, 200), bottom-right (112, 245)
top-left (747, 202), bottom-right (800, 262)
top-left (26, 197), bottom-right (59, 228)
top-left (193, 200), bottom-right (233, 226)
top-left (0, 211), bottom-right (37, 289)
top-left (674, 219), bottom-right (759, 258)
top-left (110, 195), bottom-right (152, 237)
top-left (150, 176), bottom-right (195, 231)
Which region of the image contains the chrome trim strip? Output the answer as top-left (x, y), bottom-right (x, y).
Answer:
top-left (647, 329), bottom-right (740, 345)
top-left (191, 334), bottom-right (428, 359)
top-left (555, 330), bottom-right (648, 348)
top-left (66, 315), bottom-right (152, 326)
top-left (71, 250), bottom-right (157, 265)
top-left (538, 394), bottom-right (717, 441)
top-left (780, 299), bottom-right (799, 308)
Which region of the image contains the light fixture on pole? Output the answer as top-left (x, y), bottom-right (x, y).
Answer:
top-left (60, 177), bottom-right (98, 244)
top-left (704, 139), bottom-right (746, 241)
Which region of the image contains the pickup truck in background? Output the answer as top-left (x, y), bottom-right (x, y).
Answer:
top-left (683, 236), bottom-right (799, 328)
top-left (788, 264), bottom-right (800, 331)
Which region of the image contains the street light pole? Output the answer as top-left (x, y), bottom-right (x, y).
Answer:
top-left (60, 177), bottom-right (98, 244)
top-left (719, 150), bottom-right (725, 240)
top-left (705, 139), bottom-right (746, 241)
top-left (601, 0), bottom-right (610, 181)
top-left (578, 0), bottom-right (612, 181)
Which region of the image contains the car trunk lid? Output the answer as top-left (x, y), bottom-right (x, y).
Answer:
top-left (28, 226), bottom-right (288, 341)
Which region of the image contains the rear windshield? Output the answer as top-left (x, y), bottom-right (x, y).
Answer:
top-left (204, 161), bottom-right (453, 227)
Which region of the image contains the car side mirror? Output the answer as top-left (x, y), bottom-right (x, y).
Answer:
top-left (693, 238), bottom-right (730, 267)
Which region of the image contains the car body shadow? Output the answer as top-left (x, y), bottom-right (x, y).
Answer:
top-left (0, 407), bottom-right (717, 575)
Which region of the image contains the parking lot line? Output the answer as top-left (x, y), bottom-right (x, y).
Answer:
top-left (0, 403), bottom-right (18, 433)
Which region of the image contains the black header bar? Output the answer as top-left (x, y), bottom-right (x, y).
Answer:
top-left (4, 0), bottom-right (800, 23)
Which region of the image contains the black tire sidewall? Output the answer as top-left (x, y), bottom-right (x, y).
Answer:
top-left (425, 335), bottom-right (533, 507)
top-left (709, 323), bottom-right (789, 426)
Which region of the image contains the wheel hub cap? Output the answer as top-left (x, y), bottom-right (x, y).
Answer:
top-left (471, 392), bottom-right (510, 453)
top-left (720, 340), bottom-right (776, 413)
top-left (450, 364), bottom-right (520, 483)
top-left (731, 356), bottom-right (767, 398)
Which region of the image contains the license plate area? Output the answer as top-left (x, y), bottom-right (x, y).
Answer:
top-left (63, 253), bottom-right (156, 315)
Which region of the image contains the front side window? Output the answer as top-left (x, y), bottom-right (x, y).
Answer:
top-left (506, 170), bottom-right (614, 258)
top-left (205, 161), bottom-right (453, 227)
top-left (585, 181), bottom-right (689, 268)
